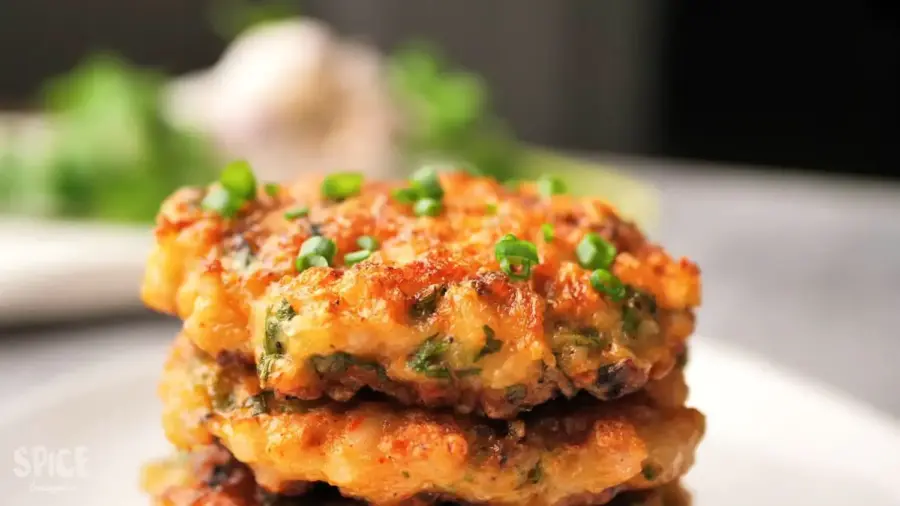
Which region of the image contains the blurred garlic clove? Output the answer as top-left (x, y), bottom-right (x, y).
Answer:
top-left (165, 18), bottom-right (403, 183)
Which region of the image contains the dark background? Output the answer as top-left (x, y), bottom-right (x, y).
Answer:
top-left (1, 0), bottom-right (898, 177)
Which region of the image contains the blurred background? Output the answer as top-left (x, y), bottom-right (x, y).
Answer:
top-left (0, 1), bottom-right (897, 420)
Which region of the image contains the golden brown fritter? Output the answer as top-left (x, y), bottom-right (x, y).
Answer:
top-left (143, 171), bottom-right (700, 417)
top-left (142, 446), bottom-right (689, 506)
top-left (160, 336), bottom-right (704, 506)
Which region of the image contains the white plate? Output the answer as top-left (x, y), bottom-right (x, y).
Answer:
top-left (2, 336), bottom-right (899, 506)
top-left (0, 219), bottom-right (151, 324)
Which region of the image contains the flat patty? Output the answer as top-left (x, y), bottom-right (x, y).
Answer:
top-left (144, 171), bottom-right (700, 418)
top-left (160, 336), bottom-right (703, 506)
top-left (143, 446), bottom-right (690, 506)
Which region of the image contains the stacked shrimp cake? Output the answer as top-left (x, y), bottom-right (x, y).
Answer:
top-left (141, 164), bottom-right (704, 506)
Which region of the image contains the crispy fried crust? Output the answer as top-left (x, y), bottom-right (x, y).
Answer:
top-left (144, 172), bottom-right (700, 417)
top-left (142, 447), bottom-right (690, 506)
top-left (160, 336), bottom-right (703, 506)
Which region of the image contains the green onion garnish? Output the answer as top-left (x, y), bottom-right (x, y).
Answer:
top-left (284, 207), bottom-right (309, 220)
top-left (590, 269), bottom-right (627, 301)
top-left (201, 185), bottom-right (241, 218)
top-left (414, 198), bottom-right (442, 217)
top-left (344, 250), bottom-right (371, 266)
top-left (495, 234), bottom-right (540, 280)
top-left (410, 166), bottom-right (444, 200)
top-left (220, 160), bottom-right (257, 200)
top-left (264, 183), bottom-right (280, 197)
top-left (541, 223), bottom-right (554, 242)
top-left (485, 203), bottom-right (498, 215)
top-left (296, 236), bottom-right (337, 272)
top-left (322, 172), bottom-right (363, 201)
top-left (576, 233), bottom-right (617, 270)
top-left (391, 187), bottom-right (419, 204)
top-left (537, 175), bottom-right (567, 197)
top-left (201, 160), bottom-right (259, 218)
top-left (356, 235), bottom-right (379, 251)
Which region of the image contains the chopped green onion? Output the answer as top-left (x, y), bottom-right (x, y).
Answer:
top-left (392, 187), bottom-right (419, 204)
top-left (220, 160), bottom-right (257, 200)
top-left (410, 166), bottom-right (444, 200)
top-left (590, 269), bottom-right (627, 301)
top-left (264, 183), bottom-right (280, 197)
top-left (322, 172), bottom-right (363, 200)
top-left (576, 233), bottom-right (617, 270)
top-left (495, 235), bottom-right (540, 280)
top-left (476, 325), bottom-right (502, 360)
top-left (296, 236), bottom-right (337, 272)
top-left (201, 185), bottom-right (241, 218)
top-left (537, 174), bottom-right (566, 197)
top-left (296, 255), bottom-right (329, 271)
top-left (414, 198), bottom-right (442, 217)
top-left (357, 235), bottom-right (379, 251)
top-left (344, 250), bottom-right (371, 266)
top-left (541, 223), bottom-right (554, 242)
top-left (485, 202), bottom-right (498, 215)
top-left (284, 207), bottom-right (309, 220)
top-left (408, 335), bottom-right (451, 378)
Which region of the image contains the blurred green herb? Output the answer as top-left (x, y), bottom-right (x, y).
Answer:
top-left (1, 54), bottom-right (217, 222)
top-left (388, 43), bottom-right (524, 182)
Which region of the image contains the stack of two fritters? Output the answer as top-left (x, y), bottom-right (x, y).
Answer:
top-left (140, 167), bottom-right (704, 506)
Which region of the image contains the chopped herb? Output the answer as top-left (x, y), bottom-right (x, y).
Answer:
top-left (456, 368), bottom-right (482, 377)
top-left (344, 250), bottom-right (371, 266)
top-left (284, 207), bottom-right (309, 220)
top-left (244, 393), bottom-right (268, 416)
top-left (257, 355), bottom-right (277, 383)
top-left (408, 335), bottom-right (451, 378)
top-left (296, 236), bottom-right (337, 272)
top-left (641, 462), bottom-right (660, 481)
top-left (201, 161), bottom-right (259, 218)
top-left (410, 285), bottom-right (447, 319)
top-left (356, 235), bottom-right (379, 251)
top-left (414, 197), bottom-right (442, 217)
top-left (505, 384), bottom-right (527, 405)
top-left (273, 299), bottom-right (297, 321)
top-left (485, 202), bottom-right (498, 215)
top-left (537, 174), bottom-right (567, 197)
top-left (410, 166), bottom-right (445, 200)
top-left (541, 223), bottom-right (554, 242)
top-left (590, 269), bottom-right (627, 301)
top-left (321, 172), bottom-right (363, 200)
top-left (264, 183), bottom-right (280, 197)
top-left (576, 232), bottom-right (617, 270)
top-left (476, 325), bottom-right (502, 360)
top-left (201, 185), bottom-right (242, 218)
top-left (259, 300), bottom-right (295, 382)
top-left (526, 461), bottom-right (543, 484)
top-left (495, 234), bottom-right (540, 280)
top-left (402, 471), bottom-right (411, 479)
top-left (220, 160), bottom-right (257, 200)
top-left (391, 187), bottom-right (419, 204)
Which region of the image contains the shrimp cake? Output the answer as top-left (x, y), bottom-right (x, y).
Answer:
top-left (143, 171), bottom-right (700, 418)
top-left (158, 335), bottom-right (703, 506)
